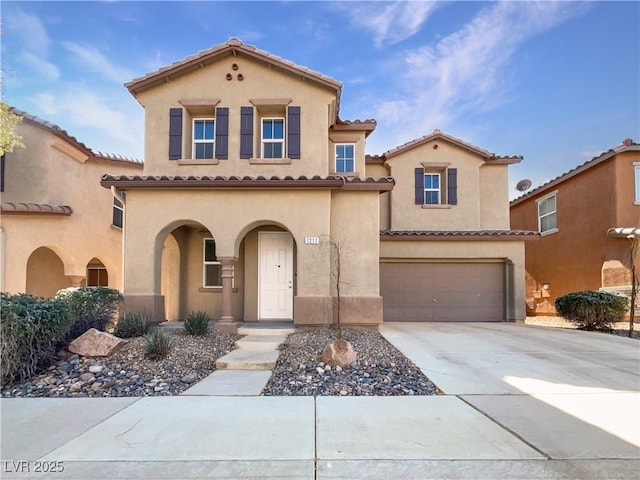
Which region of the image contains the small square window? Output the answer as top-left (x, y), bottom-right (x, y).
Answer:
top-left (262, 118), bottom-right (285, 158)
top-left (203, 238), bottom-right (222, 287)
top-left (335, 144), bottom-right (355, 173)
top-left (193, 119), bottom-right (215, 159)
top-left (424, 173), bottom-right (441, 205)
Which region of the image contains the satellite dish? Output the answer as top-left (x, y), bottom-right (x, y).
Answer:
top-left (516, 179), bottom-right (532, 192)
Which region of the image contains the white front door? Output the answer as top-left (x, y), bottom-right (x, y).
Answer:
top-left (259, 232), bottom-right (294, 320)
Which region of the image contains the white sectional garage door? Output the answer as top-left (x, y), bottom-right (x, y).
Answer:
top-left (380, 262), bottom-right (505, 322)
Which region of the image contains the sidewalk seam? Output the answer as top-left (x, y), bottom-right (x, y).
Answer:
top-left (457, 395), bottom-right (553, 460)
top-left (313, 396), bottom-right (318, 480)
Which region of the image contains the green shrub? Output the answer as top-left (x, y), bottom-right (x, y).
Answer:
top-left (1, 293), bottom-right (73, 383)
top-left (55, 287), bottom-right (123, 343)
top-left (555, 290), bottom-right (628, 331)
top-left (184, 310), bottom-right (210, 336)
top-left (144, 330), bottom-right (172, 360)
top-left (113, 311), bottom-right (150, 338)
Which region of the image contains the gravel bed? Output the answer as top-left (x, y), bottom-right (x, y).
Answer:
top-left (262, 327), bottom-right (440, 396)
top-left (1, 329), bottom-right (240, 398)
top-left (525, 317), bottom-right (640, 340)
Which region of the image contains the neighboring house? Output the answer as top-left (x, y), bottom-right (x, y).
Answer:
top-left (0, 108), bottom-right (143, 297)
top-left (100, 38), bottom-right (534, 331)
top-left (510, 139), bottom-right (640, 316)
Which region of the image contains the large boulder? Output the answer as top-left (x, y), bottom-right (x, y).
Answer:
top-left (68, 328), bottom-right (126, 357)
top-left (321, 338), bottom-right (357, 368)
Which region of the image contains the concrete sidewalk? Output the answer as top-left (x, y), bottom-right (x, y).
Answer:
top-left (1, 322), bottom-right (639, 479)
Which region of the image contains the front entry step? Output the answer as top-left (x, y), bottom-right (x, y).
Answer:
top-left (237, 323), bottom-right (296, 336)
top-left (215, 349), bottom-right (280, 371)
top-left (235, 334), bottom-right (288, 350)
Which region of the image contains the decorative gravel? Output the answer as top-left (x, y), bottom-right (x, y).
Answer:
top-left (1, 329), bottom-right (240, 398)
top-left (262, 327), bottom-right (441, 396)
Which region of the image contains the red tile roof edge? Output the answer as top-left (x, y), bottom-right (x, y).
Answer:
top-left (1, 202), bottom-right (73, 216)
top-left (380, 229), bottom-right (539, 241)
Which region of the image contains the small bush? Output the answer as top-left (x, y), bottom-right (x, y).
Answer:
top-left (56, 287), bottom-right (123, 344)
top-left (1, 293), bottom-right (73, 383)
top-left (113, 311), bottom-right (150, 338)
top-left (144, 330), bottom-right (172, 360)
top-left (184, 310), bottom-right (210, 336)
top-left (555, 290), bottom-right (628, 331)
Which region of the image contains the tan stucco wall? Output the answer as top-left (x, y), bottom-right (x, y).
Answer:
top-left (1, 121), bottom-right (142, 294)
top-left (384, 139), bottom-right (511, 231)
top-left (136, 52), bottom-right (341, 178)
top-left (366, 162), bottom-right (391, 230)
top-left (510, 155), bottom-right (639, 315)
top-left (380, 239), bottom-right (526, 320)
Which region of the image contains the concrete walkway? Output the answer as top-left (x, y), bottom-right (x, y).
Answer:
top-left (1, 323), bottom-right (638, 479)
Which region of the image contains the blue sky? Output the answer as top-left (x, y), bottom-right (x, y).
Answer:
top-left (2, 1), bottom-right (639, 198)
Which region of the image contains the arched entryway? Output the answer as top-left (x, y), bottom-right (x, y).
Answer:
top-left (236, 223), bottom-right (297, 322)
top-left (26, 247), bottom-right (72, 297)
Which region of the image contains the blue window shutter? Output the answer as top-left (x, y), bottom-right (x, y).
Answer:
top-left (287, 106), bottom-right (301, 159)
top-left (414, 167), bottom-right (424, 204)
top-left (447, 168), bottom-right (458, 205)
top-left (240, 106), bottom-right (253, 159)
top-left (169, 108), bottom-right (183, 160)
top-left (215, 107), bottom-right (229, 159)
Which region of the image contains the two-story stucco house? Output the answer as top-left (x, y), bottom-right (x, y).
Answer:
top-left (101, 39), bottom-right (535, 332)
top-left (1, 108), bottom-right (143, 297)
top-left (510, 139), bottom-right (640, 316)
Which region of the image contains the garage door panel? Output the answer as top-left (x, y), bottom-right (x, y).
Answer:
top-left (381, 262), bottom-right (505, 322)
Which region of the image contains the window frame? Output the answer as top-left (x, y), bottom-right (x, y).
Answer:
top-left (634, 163), bottom-right (640, 204)
top-left (261, 117), bottom-right (285, 159)
top-left (537, 191), bottom-right (558, 235)
top-left (335, 143), bottom-right (355, 173)
top-left (192, 118), bottom-right (215, 160)
top-left (203, 238), bottom-right (222, 288)
top-left (112, 192), bottom-right (125, 228)
top-left (86, 266), bottom-right (108, 287)
top-left (424, 172), bottom-right (442, 205)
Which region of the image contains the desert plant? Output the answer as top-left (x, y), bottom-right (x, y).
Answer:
top-left (1, 292), bottom-right (72, 383)
top-left (55, 287), bottom-right (123, 344)
top-left (555, 290), bottom-right (628, 331)
top-left (144, 330), bottom-right (172, 360)
top-left (113, 311), bottom-right (150, 338)
top-left (184, 310), bottom-right (210, 336)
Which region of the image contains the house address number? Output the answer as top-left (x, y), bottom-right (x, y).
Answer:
top-left (304, 237), bottom-right (320, 245)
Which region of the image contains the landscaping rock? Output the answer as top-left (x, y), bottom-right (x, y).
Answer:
top-left (321, 338), bottom-right (357, 368)
top-left (68, 329), bottom-right (127, 357)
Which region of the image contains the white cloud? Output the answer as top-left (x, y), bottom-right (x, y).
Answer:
top-left (374, 1), bottom-right (590, 146)
top-left (31, 84), bottom-right (144, 158)
top-left (4, 10), bottom-right (51, 53)
top-left (338, 1), bottom-right (438, 47)
top-left (19, 52), bottom-right (60, 82)
top-left (61, 42), bottom-right (135, 84)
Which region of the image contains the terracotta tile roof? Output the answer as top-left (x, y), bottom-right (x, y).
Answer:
top-left (126, 38), bottom-right (343, 97)
top-left (510, 138), bottom-right (639, 206)
top-left (101, 174), bottom-right (394, 192)
top-left (380, 229), bottom-right (539, 240)
top-left (1, 202), bottom-right (73, 216)
top-left (9, 107), bottom-right (143, 165)
top-left (333, 118), bottom-right (377, 137)
top-left (376, 129), bottom-right (522, 164)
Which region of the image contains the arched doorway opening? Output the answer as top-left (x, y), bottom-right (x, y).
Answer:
top-left (26, 247), bottom-right (71, 297)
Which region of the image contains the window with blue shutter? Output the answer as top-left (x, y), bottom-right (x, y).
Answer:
top-left (415, 166), bottom-right (458, 205)
top-left (240, 106), bottom-right (254, 159)
top-left (215, 107), bottom-right (229, 159)
top-left (447, 168), bottom-right (457, 205)
top-left (414, 167), bottom-right (424, 204)
top-left (169, 108), bottom-right (183, 160)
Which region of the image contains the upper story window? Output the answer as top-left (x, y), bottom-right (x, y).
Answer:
top-left (193, 118), bottom-right (215, 159)
top-left (203, 238), bottom-right (222, 288)
top-left (414, 165), bottom-right (457, 206)
top-left (634, 163), bottom-right (640, 204)
top-left (335, 144), bottom-right (355, 173)
top-left (424, 173), bottom-right (441, 204)
top-left (112, 192), bottom-right (125, 228)
top-left (537, 192), bottom-right (557, 234)
top-left (261, 118), bottom-right (285, 158)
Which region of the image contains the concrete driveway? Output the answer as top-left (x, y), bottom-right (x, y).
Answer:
top-left (380, 322), bottom-right (640, 463)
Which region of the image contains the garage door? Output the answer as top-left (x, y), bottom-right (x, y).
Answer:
top-left (380, 262), bottom-right (505, 322)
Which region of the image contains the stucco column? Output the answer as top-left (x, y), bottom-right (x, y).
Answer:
top-left (216, 257), bottom-right (238, 333)
top-left (66, 275), bottom-right (85, 288)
